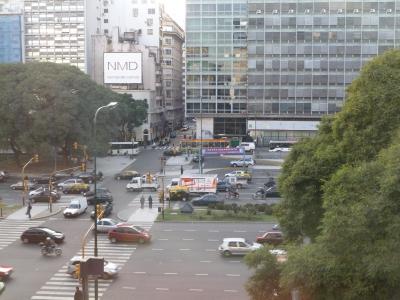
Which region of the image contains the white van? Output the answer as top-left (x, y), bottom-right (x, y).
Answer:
top-left (63, 197), bottom-right (88, 218)
top-left (239, 142), bottom-right (255, 152)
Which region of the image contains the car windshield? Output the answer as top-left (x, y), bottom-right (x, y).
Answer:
top-left (133, 226), bottom-right (146, 232)
top-left (245, 240), bottom-right (252, 245)
top-left (41, 228), bottom-right (58, 235)
top-left (69, 204), bottom-right (80, 209)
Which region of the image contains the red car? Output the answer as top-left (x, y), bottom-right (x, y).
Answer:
top-left (0, 266), bottom-right (13, 281)
top-left (108, 225), bottom-right (151, 244)
top-left (256, 231), bottom-right (284, 245)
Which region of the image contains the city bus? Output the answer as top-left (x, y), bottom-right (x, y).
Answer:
top-left (268, 140), bottom-right (297, 150)
top-left (180, 139), bottom-right (230, 150)
top-left (108, 141), bottom-right (140, 156)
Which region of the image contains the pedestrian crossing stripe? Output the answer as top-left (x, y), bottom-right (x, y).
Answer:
top-left (0, 219), bottom-right (44, 250)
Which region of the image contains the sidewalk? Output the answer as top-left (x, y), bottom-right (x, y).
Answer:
top-left (6, 203), bottom-right (63, 220)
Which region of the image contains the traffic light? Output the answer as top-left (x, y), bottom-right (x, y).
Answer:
top-left (33, 154), bottom-right (39, 163)
top-left (80, 162), bottom-right (86, 172)
top-left (75, 263), bottom-right (81, 279)
top-left (96, 204), bottom-right (104, 218)
top-left (73, 142), bottom-right (78, 150)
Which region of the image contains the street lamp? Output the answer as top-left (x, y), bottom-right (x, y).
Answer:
top-left (199, 97), bottom-right (203, 174)
top-left (93, 101), bottom-right (117, 300)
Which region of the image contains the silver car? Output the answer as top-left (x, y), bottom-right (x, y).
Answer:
top-left (218, 238), bottom-right (262, 257)
top-left (67, 256), bottom-right (121, 279)
top-left (96, 218), bottom-right (120, 233)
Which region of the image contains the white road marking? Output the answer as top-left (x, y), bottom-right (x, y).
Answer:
top-left (195, 273), bottom-right (208, 276)
top-left (226, 274), bottom-right (241, 277)
top-left (233, 230), bottom-right (246, 233)
top-left (164, 272), bottom-right (178, 275)
top-left (162, 229), bottom-right (173, 231)
top-left (205, 249), bottom-right (216, 252)
top-left (229, 260), bottom-right (241, 263)
top-left (224, 289), bottom-right (238, 293)
top-left (179, 248), bottom-right (191, 251)
top-left (155, 288), bottom-right (169, 291)
top-left (207, 239), bottom-right (219, 242)
top-left (133, 271), bottom-right (146, 274)
top-left (122, 287), bottom-right (136, 290)
top-left (208, 230), bottom-right (219, 232)
top-left (200, 260), bottom-right (212, 263)
top-left (158, 238), bottom-right (169, 241)
top-left (182, 238), bottom-right (194, 241)
top-left (152, 248), bottom-right (164, 251)
top-left (184, 229), bottom-right (196, 232)
top-left (189, 289), bottom-right (203, 292)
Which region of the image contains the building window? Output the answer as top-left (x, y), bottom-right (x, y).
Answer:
top-left (104, 29), bottom-right (109, 34)
top-left (104, 8), bottom-right (108, 13)
top-left (142, 0), bottom-right (147, 4)
top-left (166, 90), bottom-right (172, 98)
top-left (147, 28), bottom-right (153, 35)
top-left (132, 0), bottom-right (137, 3)
top-left (147, 18), bottom-right (153, 26)
top-left (133, 8), bottom-right (138, 17)
top-left (163, 59), bottom-right (172, 65)
top-left (164, 38), bottom-right (172, 45)
top-left (166, 80), bottom-right (172, 87)
top-left (104, 19), bottom-right (108, 23)
top-left (148, 8), bottom-right (155, 14)
top-left (164, 48), bottom-right (172, 55)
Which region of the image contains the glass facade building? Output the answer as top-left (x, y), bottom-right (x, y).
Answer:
top-left (186, 0), bottom-right (400, 138)
top-left (0, 14), bottom-right (23, 63)
top-left (24, 0), bottom-right (86, 71)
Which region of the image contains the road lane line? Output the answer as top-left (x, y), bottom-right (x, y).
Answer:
top-left (184, 229), bottom-right (196, 232)
top-left (155, 288), bottom-right (169, 291)
top-left (229, 260), bottom-right (241, 263)
top-left (158, 238), bottom-right (169, 241)
top-left (205, 249), bottom-right (216, 251)
top-left (208, 230), bottom-right (219, 232)
top-left (189, 289), bottom-right (203, 292)
top-left (133, 271), bottom-right (146, 274)
top-left (152, 248), bottom-right (164, 251)
top-left (226, 274), bottom-right (241, 277)
top-left (162, 229), bottom-right (173, 231)
top-left (233, 230), bottom-right (247, 233)
top-left (164, 272), bottom-right (178, 275)
top-left (122, 287), bottom-right (137, 290)
top-left (182, 238), bottom-right (194, 241)
top-left (224, 289), bottom-right (238, 293)
top-left (195, 273), bottom-right (208, 276)
top-left (207, 239), bottom-right (219, 242)
top-left (200, 260), bottom-right (212, 263)
top-left (179, 248), bottom-right (191, 251)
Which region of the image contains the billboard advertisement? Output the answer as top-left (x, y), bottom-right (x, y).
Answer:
top-left (202, 147), bottom-right (244, 156)
top-left (103, 52), bottom-right (142, 84)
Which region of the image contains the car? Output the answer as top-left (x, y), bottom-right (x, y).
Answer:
top-left (170, 131), bottom-right (177, 138)
top-left (163, 149), bottom-right (182, 156)
top-left (108, 224), bottom-right (151, 243)
top-left (229, 157), bottom-right (255, 167)
top-left (192, 155), bottom-right (203, 163)
top-left (114, 170), bottom-right (140, 180)
top-left (272, 224), bottom-right (281, 231)
top-left (29, 186), bottom-right (46, 197)
top-left (95, 218), bottom-right (120, 233)
top-left (218, 238), bottom-right (262, 256)
top-left (238, 142), bottom-right (255, 152)
top-left (20, 227), bottom-right (65, 244)
top-left (0, 171), bottom-right (9, 183)
top-left (0, 266), bottom-right (13, 281)
top-left (84, 188), bottom-right (113, 205)
top-left (256, 231), bottom-right (284, 245)
top-left (76, 171), bottom-right (102, 184)
top-left (57, 178), bottom-right (84, 190)
top-left (29, 189), bottom-right (60, 203)
top-left (269, 147), bottom-right (291, 152)
top-left (52, 171), bottom-right (74, 183)
top-left (67, 256), bottom-right (121, 279)
top-left (33, 175), bottom-right (55, 185)
top-left (217, 181), bottom-right (232, 192)
top-left (90, 202), bottom-right (113, 219)
top-left (10, 181), bottom-right (37, 190)
top-left (0, 282), bottom-right (4, 294)
top-left (224, 170), bottom-right (252, 181)
top-left (181, 126), bottom-right (189, 131)
top-left (63, 197), bottom-right (88, 217)
top-left (62, 182), bottom-right (90, 194)
top-left (191, 194), bottom-right (222, 206)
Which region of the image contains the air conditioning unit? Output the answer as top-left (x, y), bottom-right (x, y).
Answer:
top-left (353, 9), bottom-right (359, 13)
top-left (387, 8), bottom-right (393, 13)
top-left (321, 9), bottom-right (326, 14)
top-left (272, 9), bottom-right (278, 14)
top-left (288, 9), bottom-right (294, 14)
top-left (256, 9), bottom-right (262, 14)
top-left (370, 8), bottom-right (376, 13)
top-left (337, 8), bottom-right (344, 14)
top-left (305, 9), bottom-right (310, 13)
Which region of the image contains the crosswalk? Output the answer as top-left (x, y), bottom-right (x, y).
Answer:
top-left (0, 219), bottom-right (44, 250)
top-left (31, 192), bottom-right (159, 300)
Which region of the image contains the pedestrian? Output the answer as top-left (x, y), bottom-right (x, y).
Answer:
top-left (148, 195), bottom-right (153, 209)
top-left (180, 165), bottom-right (184, 175)
top-left (74, 286), bottom-right (83, 300)
top-left (140, 195), bottom-right (145, 209)
top-left (26, 200), bottom-right (32, 219)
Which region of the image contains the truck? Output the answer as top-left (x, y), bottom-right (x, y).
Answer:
top-left (179, 174), bottom-right (218, 194)
top-left (126, 176), bottom-right (159, 192)
top-left (222, 176), bottom-right (248, 189)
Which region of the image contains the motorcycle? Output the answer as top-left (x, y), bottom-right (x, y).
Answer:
top-left (252, 187), bottom-right (266, 200)
top-left (40, 243), bottom-right (62, 256)
top-left (226, 190), bottom-right (239, 199)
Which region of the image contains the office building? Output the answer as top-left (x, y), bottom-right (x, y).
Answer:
top-left (0, 14), bottom-right (23, 63)
top-left (186, 0), bottom-right (399, 144)
top-left (24, 0), bottom-right (86, 71)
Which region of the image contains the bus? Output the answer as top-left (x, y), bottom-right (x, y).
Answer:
top-left (109, 141), bottom-right (140, 156)
top-left (268, 140), bottom-right (297, 150)
top-left (180, 139), bottom-right (230, 151)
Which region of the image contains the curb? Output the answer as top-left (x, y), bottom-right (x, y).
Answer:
top-left (31, 206), bottom-right (64, 220)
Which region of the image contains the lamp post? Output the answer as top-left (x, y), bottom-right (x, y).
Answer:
top-left (199, 97), bottom-right (203, 174)
top-left (93, 101), bottom-right (118, 300)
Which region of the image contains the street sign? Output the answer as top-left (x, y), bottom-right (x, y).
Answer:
top-left (201, 147), bottom-right (244, 156)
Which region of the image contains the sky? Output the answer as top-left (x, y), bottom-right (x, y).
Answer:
top-left (160, 0), bottom-right (186, 29)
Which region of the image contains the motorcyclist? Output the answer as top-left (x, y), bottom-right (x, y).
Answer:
top-left (44, 237), bottom-right (56, 252)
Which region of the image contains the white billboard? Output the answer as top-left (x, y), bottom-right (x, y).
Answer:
top-left (103, 52), bottom-right (142, 84)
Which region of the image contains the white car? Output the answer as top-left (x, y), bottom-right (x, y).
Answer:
top-left (229, 158), bottom-right (255, 167)
top-left (218, 238), bottom-right (262, 256)
top-left (29, 186), bottom-right (46, 197)
top-left (96, 218), bottom-right (120, 233)
top-left (67, 256), bottom-right (121, 279)
top-left (269, 147), bottom-right (291, 152)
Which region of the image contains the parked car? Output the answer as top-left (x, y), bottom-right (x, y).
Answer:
top-left (33, 175), bottom-right (55, 185)
top-left (114, 170), bottom-right (140, 180)
top-left (10, 181), bottom-right (37, 190)
top-left (163, 149), bottom-right (182, 156)
top-left (95, 218), bottom-right (120, 233)
top-left (218, 238), bottom-right (262, 256)
top-left (90, 202), bottom-right (113, 219)
top-left (216, 181), bottom-right (232, 192)
top-left (62, 183), bottom-right (90, 194)
top-left (57, 178), bottom-right (84, 190)
top-left (20, 227), bottom-right (65, 244)
top-left (269, 147), bottom-right (290, 152)
top-left (191, 194), bottom-right (222, 206)
top-left (52, 171), bottom-right (74, 183)
top-left (192, 155), bottom-right (203, 163)
top-left (29, 186), bottom-right (47, 197)
top-left (180, 126), bottom-right (189, 131)
top-left (63, 197), bottom-right (88, 217)
top-left (229, 157), bottom-right (255, 167)
top-left (0, 266), bottom-right (13, 281)
top-left (0, 171), bottom-right (9, 183)
top-left (67, 256), bottom-right (121, 279)
top-left (256, 231), bottom-right (284, 245)
top-left (30, 189), bottom-right (60, 203)
top-left (84, 188), bottom-right (113, 205)
top-left (108, 224), bottom-right (151, 243)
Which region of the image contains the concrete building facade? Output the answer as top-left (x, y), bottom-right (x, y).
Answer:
top-left (186, 0), bottom-right (400, 145)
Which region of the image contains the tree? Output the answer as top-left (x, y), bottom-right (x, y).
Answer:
top-left (0, 62), bottom-right (147, 165)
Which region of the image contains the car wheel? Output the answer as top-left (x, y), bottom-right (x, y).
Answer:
top-left (11, 186), bottom-right (16, 190)
top-left (237, 184), bottom-right (242, 189)
top-left (138, 238), bottom-right (145, 244)
top-left (223, 250), bottom-right (231, 257)
top-left (31, 199), bottom-right (35, 203)
top-left (63, 190), bottom-right (68, 194)
top-left (110, 237), bottom-right (117, 243)
top-left (102, 272), bottom-right (111, 280)
top-left (232, 164), bottom-right (237, 167)
top-left (89, 180), bottom-right (93, 184)
top-left (225, 187), bottom-right (229, 192)
top-left (22, 237), bottom-right (29, 244)
top-left (117, 176), bottom-right (121, 180)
